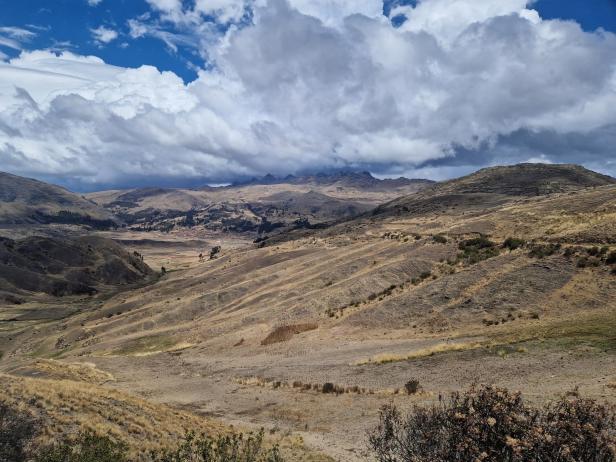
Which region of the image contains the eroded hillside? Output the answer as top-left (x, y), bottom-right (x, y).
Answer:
top-left (1, 164), bottom-right (615, 461)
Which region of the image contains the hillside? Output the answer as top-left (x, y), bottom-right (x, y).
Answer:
top-left (0, 172), bottom-right (117, 228)
top-left (86, 171), bottom-right (432, 235)
top-left (375, 163), bottom-right (616, 217)
top-left (1, 163), bottom-right (615, 461)
top-left (0, 235), bottom-right (155, 303)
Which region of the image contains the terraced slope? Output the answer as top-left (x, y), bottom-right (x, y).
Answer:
top-left (1, 164), bottom-right (615, 461)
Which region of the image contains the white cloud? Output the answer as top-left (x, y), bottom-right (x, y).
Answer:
top-left (391, 0), bottom-right (537, 44)
top-left (2, 0), bottom-right (616, 187)
top-left (91, 26), bottom-right (119, 45)
top-left (0, 26), bottom-right (36, 54)
top-left (87, 0), bottom-right (103, 6)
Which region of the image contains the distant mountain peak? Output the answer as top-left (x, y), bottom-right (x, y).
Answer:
top-left (231, 170), bottom-right (432, 189)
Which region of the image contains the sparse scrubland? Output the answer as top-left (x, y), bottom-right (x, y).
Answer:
top-left (2, 164), bottom-right (616, 461)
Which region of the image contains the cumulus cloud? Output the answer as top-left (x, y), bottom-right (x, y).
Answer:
top-left (91, 26), bottom-right (119, 45)
top-left (2, 0), bottom-right (616, 189)
top-left (87, 0), bottom-right (103, 6)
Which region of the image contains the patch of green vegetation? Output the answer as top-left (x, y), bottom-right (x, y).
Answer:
top-left (502, 237), bottom-right (525, 251)
top-left (432, 234), bottom-right (448, 244)
top-left (527, 243), bottom-right (561, 259)
top-left (111, 334), bottom-right (179, 356)
top-left (486, 310), bottom-right (616, 354)
top-left (456, 236), bottom-right (499, 265)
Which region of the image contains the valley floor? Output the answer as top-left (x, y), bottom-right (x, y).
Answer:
top-left (2, 219), bottom-right (616, 461)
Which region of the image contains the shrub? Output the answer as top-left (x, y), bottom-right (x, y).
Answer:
top-left (432, 235), bottom-right (448, 244)
top-left (33, 431), bottom-right (129, 462)
top-left (457, 237), bottom-right (499, 265)
top-left (209, 246), bottom-right (222, 260)
top-left (606, 251), bottom-right (616, 265)
top-left (368, 385), bottom-right (616, 462)
top-left (502, 237), bottom-right (525, 251)
top-left (404, 379), bottom-right (420, 395)
top-left (588, 246), bottom-right (601, 257)
top-left (153, 430), bottom-right (282, 462)
top-left (577, 257), bottom-right (589, 268)
top-left (0, 402), bottom-right (37, 462)
top-left (322, 383), bottom-right (336, 394)
top-left (527, 243), bottom-right (561, 259)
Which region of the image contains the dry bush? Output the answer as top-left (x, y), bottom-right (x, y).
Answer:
top-left (368, 385), bottom-right (616, 462)
top-left (404, 380), bottom-right (420, 395)
top-left (260, 324), bottom-right (318, 346)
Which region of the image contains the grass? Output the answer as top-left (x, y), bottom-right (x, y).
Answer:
top-left (356, 342), bottom-right (485, 365)
top-left (0, 373), bottom-right (332, 462)
top-left (486, 308), bottom-right (616, 353)
top-left (355, 309), bottom-right (616, 365)
top-left (109, 335), bottom-right (192, 357)
top-left (10, 359), bottom-right (115, 384)
top-left (0, 373), bottom-right (222, 461)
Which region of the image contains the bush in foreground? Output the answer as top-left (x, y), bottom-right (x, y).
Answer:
top-left (0, 401), bottom-right (283, 462)
top-left (34, 431), bottom-right (128, 462)
top-left (153, 430), bottom-right (282, 462)
top-left (368, 385), bottom-right (616, 462)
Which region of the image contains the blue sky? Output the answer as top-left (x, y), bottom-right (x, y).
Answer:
top-left (2, 0), bottom-right (616, 190)
top-left (3, 1), bottom-right (616, 84)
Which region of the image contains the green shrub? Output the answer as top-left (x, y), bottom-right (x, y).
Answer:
top-left (588, 246), bottom-right (600, 256)
top-left (502, 237), bottom-right (525, 251)
top-left (153, 430), bottom-right (282, 462)
top-left (606, 251), bottom-right (616, 265)
top-left (404, 379), bottom-right (420, 395)
top-left (368, 385), bottom-right (616, 462)
top-left (34, 431), bottom-right (128, 462)
top-left (457, 237), bottom-right (499, 265)
top-left (432, 235), bottom-right (447, 244)
top-left (527, 243), bottom-right (561, 259)
top-left (419, 271), bottom-right (432, 280)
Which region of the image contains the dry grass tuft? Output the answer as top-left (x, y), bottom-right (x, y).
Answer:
top-left (357, 342), bottom-right (484, 365)
top-left (0, 373), bottom-right (222, 461)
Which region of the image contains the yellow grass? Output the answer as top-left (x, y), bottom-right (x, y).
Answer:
top-left (0, 373), bottom-right (223, 461)
top-left (356, 341), bottom-right (485, 365)
top-left (0, 372), bottom-right (332, 461)
top-left (10, 359), bottom-right (115, 384)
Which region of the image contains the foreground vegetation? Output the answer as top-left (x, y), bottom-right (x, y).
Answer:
top-left (0, 401), bottom-right (282, 462)
top-left (369, 385), bottom-right (616, 462)
top-left (3, 384), bottom-right (614, 462)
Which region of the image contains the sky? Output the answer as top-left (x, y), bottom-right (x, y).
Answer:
top-left (1, 0), bottom-right (616, 190)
